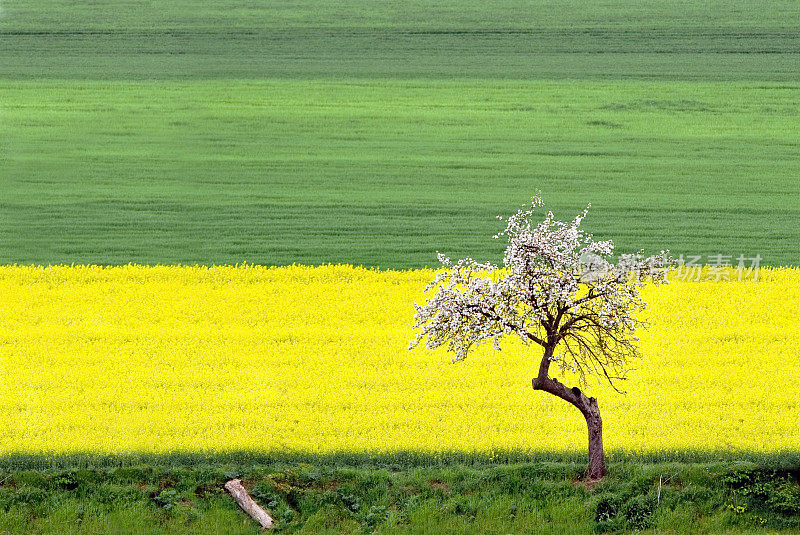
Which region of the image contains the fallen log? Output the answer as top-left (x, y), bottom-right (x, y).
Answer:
top-left (224, 479), bottom-right (274, 530)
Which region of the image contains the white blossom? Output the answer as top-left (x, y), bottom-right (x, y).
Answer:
top-left (410, 194), bottom-right (673, 388)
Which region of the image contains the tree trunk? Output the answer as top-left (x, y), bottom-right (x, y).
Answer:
top-left (585, 397), bottom-right (606, 480)
top-left (532, 374), bottom-right (607, 480)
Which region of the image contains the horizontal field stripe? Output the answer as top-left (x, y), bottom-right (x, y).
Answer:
top-left (0, 265), bottom-right (797, 454)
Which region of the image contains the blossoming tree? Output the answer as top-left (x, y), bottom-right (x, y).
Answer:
top-left (410, 195), bottom-right (671, 480)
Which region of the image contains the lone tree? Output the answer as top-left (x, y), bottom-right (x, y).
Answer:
top-left (410, 195), bottom-right (671, 480)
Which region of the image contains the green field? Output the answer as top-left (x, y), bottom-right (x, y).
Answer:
top-left (2, 1), bottom-right (799, 81)
top-left (2, 1), bottom-right (800, 267)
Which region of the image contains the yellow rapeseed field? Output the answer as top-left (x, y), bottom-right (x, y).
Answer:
top-left (0, 265), bottom-right (797, 455)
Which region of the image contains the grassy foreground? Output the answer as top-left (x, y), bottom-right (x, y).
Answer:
top-left (1, 455), bottom-right (799, 534)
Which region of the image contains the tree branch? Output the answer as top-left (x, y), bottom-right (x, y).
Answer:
top-left (225, 479), bottom-right (274, 530)
top-left (465, 304), bottom-right (546, 346)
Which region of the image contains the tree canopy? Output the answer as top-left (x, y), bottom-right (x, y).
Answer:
top-left (410, 194), bottom-right (672, 389)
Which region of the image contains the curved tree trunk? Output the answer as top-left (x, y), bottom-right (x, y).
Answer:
top-left (533, 373), bottom-right (607, 480)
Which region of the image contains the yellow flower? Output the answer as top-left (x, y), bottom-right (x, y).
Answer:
top-left (0, 264), bottom-right (796, 454)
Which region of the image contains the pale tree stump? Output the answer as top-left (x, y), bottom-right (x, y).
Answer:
top-left (224, 479), bottom-right (274, 530)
